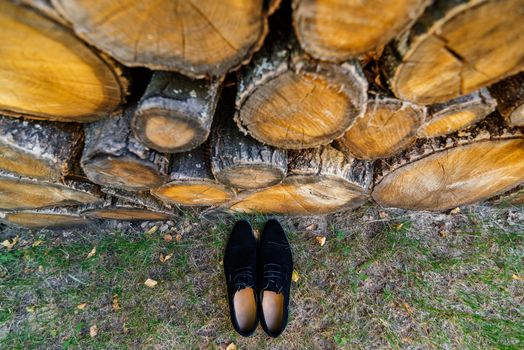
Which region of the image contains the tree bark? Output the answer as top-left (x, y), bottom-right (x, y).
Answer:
top-left (211, 86), bottom-right (287, 190)
top-left (82, 107), bottom-right (169, 191)
top-left (335, 94), bottom-right (426, 160)
top-left (0, 1), bottom-right (127, 122)
top-left (0, 115), bottom-right (83, 181)
top-left (488, 72), bottom-right (524, 127)
top-left (227, 146), bottom-right (372, 215)
top-left (133, 72), bottom-right (222, 153)
top-left (491, 185), bottom-right (524, 206)
top-left (52, 0), bottom-right (270, 78)
top-left (382, 0), bottom-right (524, 104)
top-left (292, 0), bottom-right (430, 61)
top-left (235, 30), bottom-right (367, 149)
top-left (0, 170), bottom-right (100, 210)
top-left (152, 144), bottom-right (234, 207)
top-left (372, 116), bottom-right (524, 211)
top-left (2, 207), bottom-right (91, 229)
top-left (80, 196), bottom-right (174, 221)
top-left (417, 89), bottom-right (496, 138)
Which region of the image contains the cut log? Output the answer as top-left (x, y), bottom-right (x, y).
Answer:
top-left (133, 72), bottom-right (222, 153)
top-left (81, 197), bottom-right (174, 221)
top-left (152, 145), bottom-right (234, 207)
top-left (52, 0), bottom-right (269, 78)
top-left (488, 72), bottom-right (524, 127)
top-left (417, 89), bottom-right (496, 138)
top-left (0, 170), bottom-right (100, 210)
top-left (334, 95), bottom-right (426, 160)
top-left (101, 187), bottom-right (174, 212)
top-left (236, 32), bottom-right (367, 149)
top-left (227, 146), bottom-right (372, 215)
top-left (211, 86), bottom-right (287, 190)
top-left (0, 116), bottom-right (82, 181)
top-left (372, 117), bottom-right (524, 211)
top-left (0, 1), bottom-right (126, 122)
top-left (2, 207), bottom-right (90, 229)
top-left (292, 0), bottom-right (429, 61)
top-left (382, 0), bottom-right (524, 104)
top-left (82, 107), bottom-right (169, 191)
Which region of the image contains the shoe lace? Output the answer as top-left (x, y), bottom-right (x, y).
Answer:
top-left (263, 263), bottom-right (283, 293)
top-left (233, 266), bottom-right (254, 290)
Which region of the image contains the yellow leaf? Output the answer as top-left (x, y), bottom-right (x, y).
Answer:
top-left (1, 235), bottom-right (19, 250)
top-left (450, 207), bottom-right (461, 215)
top-left (402, 302), bottom-right (414, 315)
top-left (315, 236), bottom-right (326, 246)
top-left (112, 295), bottom-right (121, 310)
top-left (305, 223), bottom-right (318, 231)
top-left (163, 234), bottom-right (173, 242)
top-left (144, 278), bottom-right (158, 288)
top-left (26, 305), bottom-right (35, 313)
top-left (512, 274), bottom-right (524, 281)
top-left (292, 270), bottom-right (300, 283)
top-left (76, 303), bottom-right (87, 310)
top-left (146, 226), bottom-right (158, 235)
top-left (89, 325), bottom-right (97, 338)
top-left (226, 343), bottom-right (237, 350)
top-left (86, 246), bottom-right (96, 259)
top-left (32, 240), bottom-right (43, 247)
top-left (159, 253), bottom-right (173, 263)
top-left (394, 223), bottom-right (404, 231)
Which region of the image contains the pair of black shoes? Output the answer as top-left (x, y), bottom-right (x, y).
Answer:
top-left (223, 219), bottom-right (293, 337)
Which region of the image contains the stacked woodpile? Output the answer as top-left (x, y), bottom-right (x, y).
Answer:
top-left (0, 0), bottom-right (523, 229)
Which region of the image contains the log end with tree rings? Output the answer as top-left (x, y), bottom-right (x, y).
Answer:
top-left (0, 171), bottom-right (100, 211)
top-left (373, 121), bottom-right (524, 211)
top-left (52, 0), bottom-right (269, 77)
top-left (3, 209), bottom-right (91, 229)
top-left (0, 1), bottom-right (126, 122)
top-left (417, 89), bottom-right (496, 138)
top-left (384, 0), bottom-right (524, 105)
top-left (237, 59), bottom-right (367, 149)
top-left (335, 96), bottom-right (426, 160)
top-left (292, 0), bottom-right (430, 61)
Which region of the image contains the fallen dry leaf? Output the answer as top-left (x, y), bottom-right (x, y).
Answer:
top-left (1, 235), bottom-right (19, 250)
top-left (175, 233), bottom-right (183, 242)
top-left (89, 325), bottom-right (97, 338)
top-left (112, 295), bottom-right (121, 310)
top-left (163, 234), bottom-right (173, 242)
top-left (32, 240), bottom-right (43, 247)
top-left (146, 226), bottom-right (158, 235)
top-left (292, 270), bottom-right (300, 283)
top-left (159, 253), bottom-right (173, 263)
top-left (76, 303), bottom-right (87, 310)
top-left (26, 305), bottom-right (35, 313)
top-left (402, 302), bottom-right (414, 315)
top-left (394, 223), bottom-right (404, 231)
top-left (226, 343), bottom-right (237, 350)
top-left (512, 274), bottom-right (523, 281)
top-left (315, 236), bottom-right (326, 246)
top-left (144, 278), bottom-right (158, 288)
top-left (86, 246), bottom-right (97, 259)
top-left (439, 230), bottom-right (449, 238)
top-left (450, 207), bottom-right (461, 215)
top-left (305, 223), bottom-right (318, 231)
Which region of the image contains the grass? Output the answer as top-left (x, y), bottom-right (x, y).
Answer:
top-left (1, 205), bottom-right (523, 349)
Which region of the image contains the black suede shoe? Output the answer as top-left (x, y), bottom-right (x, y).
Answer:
top-left (223, 220), bottom-right (258, 336)
top-left (259, 219), bottom-right (293, 337)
